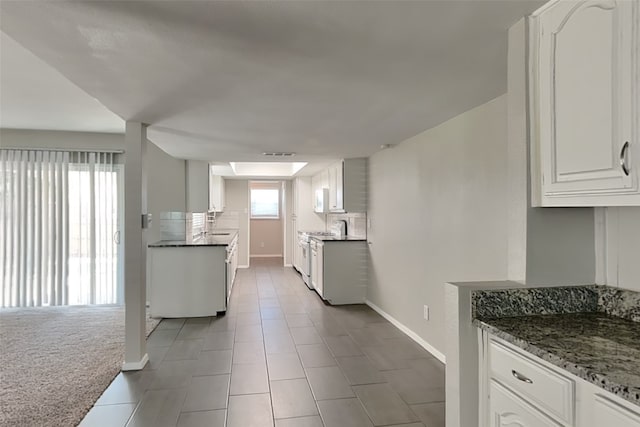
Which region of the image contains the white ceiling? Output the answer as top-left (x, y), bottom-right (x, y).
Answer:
top-left (0, 0), bottom-right (543, 166)
top-left (0, 32), bottom-right (124, 134)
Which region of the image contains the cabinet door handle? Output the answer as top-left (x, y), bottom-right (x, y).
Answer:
top-left (620, 141), bottom-right (630, 176)
top-left (511, 370), bottom-right (533, 384)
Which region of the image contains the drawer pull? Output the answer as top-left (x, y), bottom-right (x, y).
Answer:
top-left (512, 370), bottom-right (533, 384)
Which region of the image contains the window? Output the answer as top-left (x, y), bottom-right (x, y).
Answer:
top-left (250, 188), bottom-right (279, 219)
top-left (0, 149), bottom-right (123, 308)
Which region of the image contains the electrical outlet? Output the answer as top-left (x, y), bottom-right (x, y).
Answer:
top-left (260, 242), bottom-right (265, 248)
top-left (423, 305), bottom-right (430, 321)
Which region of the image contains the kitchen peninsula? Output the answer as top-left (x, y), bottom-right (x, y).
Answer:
top-left (148, 230), bottom-right (238, 318)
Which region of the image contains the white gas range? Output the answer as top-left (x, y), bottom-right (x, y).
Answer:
top-left (296, 221), bottom-right (347, 290)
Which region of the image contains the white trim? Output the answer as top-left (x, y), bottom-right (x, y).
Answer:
top-left (238, 264), bottom-right (250, 269)
top-left (122, 353), bottom-right (149, 371)
top-left (284, 263), bottom-right (293, 267)
top-left (366, 299), bottom-right (446, 363)
top-left (250, 254), bottom-right (283, 258)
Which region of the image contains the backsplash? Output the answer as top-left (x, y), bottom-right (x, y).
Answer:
top-left (598, 286), bottom-right (640, 322)
top-left (207, 209), bottom-right (242, 232)
top-left (159, 211), bottom-right (206, 240)
top-left (471, 285), bottom-right (599, 319)
top-left (159, 212), bottom-right (187, 240)
top-left (472, 284), bottom-right (640, 322)
top-left (188, 212), bottom-right (206, 238)
top-left (327, 212), bottom-right (367, 239)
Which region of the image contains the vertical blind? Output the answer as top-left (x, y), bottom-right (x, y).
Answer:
top-left (0, 149), bottom-right (121, 308)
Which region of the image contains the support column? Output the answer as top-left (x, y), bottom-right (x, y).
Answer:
top-left (122, 121), bottom-right (149, 371)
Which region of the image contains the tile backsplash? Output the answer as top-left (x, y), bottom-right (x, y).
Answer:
top-left (159, 211), bottom-right (206, 240)
top-left (159, 211), bottom-right (187, 240)
top-left (327, 212), bottom-right (367, 239)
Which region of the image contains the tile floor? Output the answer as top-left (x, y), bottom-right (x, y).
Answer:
top-left (80, 257), bottom-right (445, 427)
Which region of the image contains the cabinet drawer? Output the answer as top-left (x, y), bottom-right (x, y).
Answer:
top-left (489, 340), bottom-right (574, 425)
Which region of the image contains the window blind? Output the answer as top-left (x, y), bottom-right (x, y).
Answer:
top-left (0, 149), bottom-right (121, 307)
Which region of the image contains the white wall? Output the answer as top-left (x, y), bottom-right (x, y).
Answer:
top-left (284, 180), bottom-right (293, 266)
top-left (507, 19), bottom-right (595, 286)
top-left (146, 142), bottom-right (186, 245)
top-left (0, 128), bottom-right (124, 151)
top-left (367, 95), bottom-right (509, 354)
top-left (599, 207), bottom-right (640, 292)
top-left (215, 180), bottom-right (250, 267)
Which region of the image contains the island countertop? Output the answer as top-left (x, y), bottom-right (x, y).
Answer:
top-left (309, 235), bottom-right (367, 242)
top-left (475, 311), bottom-right (640, 407)
top-left (148, 229), bottom-right (238, 247)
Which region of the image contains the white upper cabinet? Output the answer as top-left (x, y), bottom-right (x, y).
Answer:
top-left (208, 167), bottom-right (225, 212)
top-left (324, 158), bottom-right (366, 213)
top-left (530, 0), bottom-right (640, 206)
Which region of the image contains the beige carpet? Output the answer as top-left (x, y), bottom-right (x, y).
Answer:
top-left (0, 305), bottom-right (160, 427)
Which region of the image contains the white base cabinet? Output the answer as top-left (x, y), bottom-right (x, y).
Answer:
top-left (310, 239), bottom-right (367, 305)
top-left (480, 333), bottom-right (640, 427)
top-left (149, 246), bottom-right (227, 317)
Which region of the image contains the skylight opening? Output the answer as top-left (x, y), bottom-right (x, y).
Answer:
top-left (228, 162), bottom-right (307, 177)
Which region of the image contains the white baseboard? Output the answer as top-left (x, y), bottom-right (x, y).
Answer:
top-left (238, 265), bottom-right (250, 269)
top-left (250, 254), bottom-right (284, 258)
top-left (284, 263), bottom-right (293, 267)
top-left (122, 353), bottom-right (149, 371)
top-left (366, 299), bottom-right (446, 363)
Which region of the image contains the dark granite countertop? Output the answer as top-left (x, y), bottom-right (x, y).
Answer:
top-left (148, 230), bottom-right (238, 247)
top-left (309, 235), bottom-right (367, 242)
top-left (475, 312), bottom-right (640, 406)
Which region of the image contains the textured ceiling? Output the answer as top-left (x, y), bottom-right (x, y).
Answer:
top-left (0, 32), bottom-right (123, 134)
top-left (0, 0), bottom-right (544, 164)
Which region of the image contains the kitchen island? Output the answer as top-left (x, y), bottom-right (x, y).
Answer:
top-left (148, 230), bottom-right (238, 318)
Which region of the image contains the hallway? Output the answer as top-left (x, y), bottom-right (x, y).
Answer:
top-left (81, 258), bottom-right (445, 427)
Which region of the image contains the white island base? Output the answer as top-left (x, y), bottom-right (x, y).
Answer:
top-left (149, 245), bottom-right (227, 318)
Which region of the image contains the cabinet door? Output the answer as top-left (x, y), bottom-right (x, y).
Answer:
top-left (592, 394), bottom-right (640, 427)
top-left (316, 243), bottom-right (324, 297)
top-left (208, 172), bottom-right (225, 212)
top-left (328, 164), bottom-right (338, 210)
top-left (534, 0), bottom-right (638, 204)
top-left (311, 247), bottom-right (318, 289)
top-left (335, 162), bottom-right (344, 211)
top-left (490, 381), bottom-right (563, 427)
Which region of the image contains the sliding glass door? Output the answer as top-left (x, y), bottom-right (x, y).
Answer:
top-left (0, 149), bottom-right (123, 308)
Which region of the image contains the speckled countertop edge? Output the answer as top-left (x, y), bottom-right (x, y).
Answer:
top-left (309, 236), bottom-right (367, 242)
top-left (474, 318), bottom-right (640, 406)
top-left (148, 230), bottom-right (238, 247)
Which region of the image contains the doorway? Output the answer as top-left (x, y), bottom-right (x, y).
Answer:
top-left (249, 181), bottom-right (285, 264)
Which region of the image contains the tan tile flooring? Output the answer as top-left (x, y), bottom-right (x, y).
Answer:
top-left (80, 257), bottom-right (445, 427)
